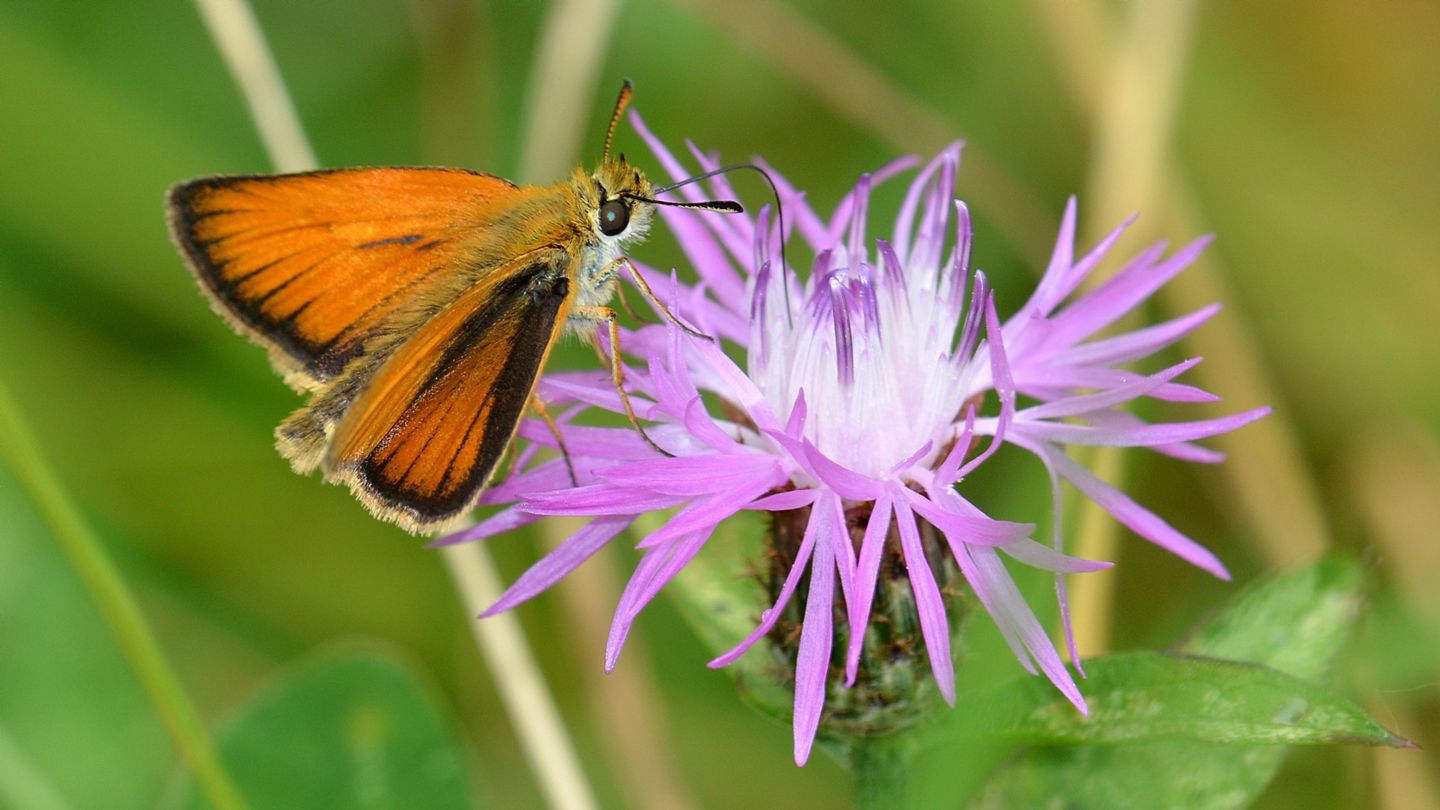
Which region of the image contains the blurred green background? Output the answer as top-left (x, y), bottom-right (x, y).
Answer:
top-left (1, 0), bottom-right (1437, 807)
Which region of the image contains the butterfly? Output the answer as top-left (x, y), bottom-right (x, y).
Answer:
top-left (166, 82), bottom-right (741, 534)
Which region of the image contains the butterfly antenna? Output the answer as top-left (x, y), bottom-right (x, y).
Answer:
top-left (624, 195), bottom-right (742, 213)
top-left (648, 164), bottom-right (794, 325)
top-left (603, 79), bottom-right (634, 161)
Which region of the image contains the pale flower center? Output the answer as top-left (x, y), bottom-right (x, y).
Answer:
top-left (753, 241), bottom-right (976, 480)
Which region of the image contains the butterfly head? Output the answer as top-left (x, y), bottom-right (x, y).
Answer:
top-left (580, 81), bottom-right (743, 251)
top-left (584, 156), bottom-right (656, 248)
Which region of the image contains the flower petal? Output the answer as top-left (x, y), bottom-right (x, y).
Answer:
top-left (888, 440), bottom-right (934, 476)
top-left (1018, 357), bottom-right (1205, 420)
top-left (637, 472), bottom-right (785, 547)
top-left (1089, 410), bottom-right (1227, 463)
top-left (960, 543), bottom-right (1087, 714)
top-left (819, 490), bottom-right (856, 629)
top-left (1017, 435), bottom-right (1231, 579)
top-left (599, 453), bottom-right (778, 496)
top-left (761, 427), bottom-right (818, 481)
top-left (1021, 195), bottom-right (1077, 322)
top-left (1019, 200), bottom-right (1136, 328)
top-left (522, 484), bottom-right (686, 516)
top-left (1045, 236), bottom-right (1212, 350)
top-left (934, 405), bottom-right (977, 488)
top-left (955, 289), bottom-right (1016, 479)
top-left (536, 372), bottom-right (627, 413)
top-left (482, 516), bottom-right (633, 615)
top-left (1011, 364), bottom-right (1219, 405)
top-left (1054, 303), bottom-right (1221, 367)
top-left (825, 154), bottom-right (922, 248)
top-left (1020, 438), bottom-right (1087, 675)
top-left (905, 487), bottom-right (1034, 546)
top-left (474, 458), bottom-right (579, 505)
top-left (846, 494), bottom-right (892, 685)
top-left (892, 145), bottom-right (954, 264)
top-left (672, 398), bottom-right (738, 454)
top-left (749, 489), bottom-right (820, 511)
top-left (1006, 407), bottom-right (1270, 447)
top-left (628, 112), bottom-right (753, 278)
top-left (793, 521), bottom-right (835, 766)
top-left (606, 528), bottom-right (715, 670)
top-left (803, 440), bottom-right (884, 501)
top-left (692, 332), bottom-right (781, 431)
top-left (513, 420), bottom-right (652, 460)
top-left (894, 494), bottom-right (955, 704)
top-left (708, 504), bottom-right (821, 668)
top-left (752, 156), bottom-right (829, 250)
top-left (786, 389), bottom-right (808, 436)
top-left (1000, 538), bottom-right (1113, 573)
top-left (429, 506), bottom-right (540, 547)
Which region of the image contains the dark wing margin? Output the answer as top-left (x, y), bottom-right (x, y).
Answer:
top-left (327, 251), bottom-right (572, 533)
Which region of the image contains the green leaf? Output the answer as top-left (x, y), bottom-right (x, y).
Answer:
top-left (968, 556), bottom-right (1408, 810)
top-left (1179, 554), bottom-right (1365, 680)
top-left (969, 739), bottom-right (1302, 810)
top-left (949, 651), bottom-right (1406, 747)
top-left (165, 649), bottom-right (474, 810)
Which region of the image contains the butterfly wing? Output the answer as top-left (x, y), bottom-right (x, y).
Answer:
top-left (322, 248), bottom-right (573, 533)
top-left (166, 168), bottom-right (522, 390)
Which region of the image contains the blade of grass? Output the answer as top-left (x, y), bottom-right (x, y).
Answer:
top-left (1024, 0), bottom-right (1330, 571)
top-left (0, 379), bottom-right (248, 810)
top-left (1065, 0), bottom-right (1200, 657)
top-left (441, 543), bottom-right (598, 810)
top-left (0, 723), bottom-right (73, 810)
top-left (517, 0), bottom-right (621, 184)
top-left (190, 0), bottom-right (316, 172)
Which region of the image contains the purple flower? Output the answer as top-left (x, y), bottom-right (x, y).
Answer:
top-left (436, 114), bottom-right (1268, 765)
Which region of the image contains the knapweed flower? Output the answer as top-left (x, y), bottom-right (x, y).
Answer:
top-left (436, 112), bottom-right (1268, 765)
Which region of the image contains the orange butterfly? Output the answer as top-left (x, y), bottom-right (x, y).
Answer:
top-left (166, 82), bottom-right (740, 534)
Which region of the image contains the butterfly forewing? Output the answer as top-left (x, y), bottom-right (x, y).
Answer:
top-left (324, 249), bottom-right (573, 532)
top-left (167, 168), bottom-right (522, 388)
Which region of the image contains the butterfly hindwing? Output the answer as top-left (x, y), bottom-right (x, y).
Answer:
top-left (166, 167), bottom-right (522, 390)
top-left (322, 248), bottom-right (573, 532)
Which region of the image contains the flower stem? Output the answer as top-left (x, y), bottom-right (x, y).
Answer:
top-left (190, 0), bottom-right (316, 172)
top-left (0, 380), bottom-right (248, 810)
top-left (851, 737), bottom-right (911, 810)
top-left (440, 543), bottom-right (599, 810)
top-left (538, 518), bottom-right (699, 810)
top-left (516, 0), bottom-right (621, 183)
top-left (1069, 0), bottom-right (1200, 657)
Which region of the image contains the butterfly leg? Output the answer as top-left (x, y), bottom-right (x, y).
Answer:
top-left (613, 280), bottom-right (655, 325)
top-left (570, 305), bottom-right (672, 458)
top-left (529, 394), bottom-right (578, 486)
top-left (602, 257), bottom-right (714, 342)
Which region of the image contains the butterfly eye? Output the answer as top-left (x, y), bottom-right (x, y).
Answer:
top-left (598, 199), bottom-right (630, 236)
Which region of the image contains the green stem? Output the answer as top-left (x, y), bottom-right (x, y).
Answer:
top-left (851, 736), bottom-right (912, 810)
top-left (0, 379), bottom-right (248, 810)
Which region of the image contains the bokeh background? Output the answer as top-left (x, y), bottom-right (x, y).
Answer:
top-left (1, 0), bottom-right (1437, 807)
